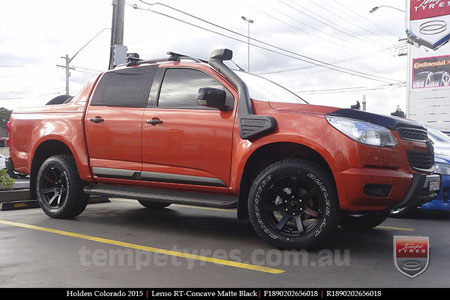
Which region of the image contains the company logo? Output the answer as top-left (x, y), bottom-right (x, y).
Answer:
top-left (411, 0), bottom-right (450, 20)
top-left (420, 20), bottom-right (448, 35)
top-left (394, 236), bottom-right (430, 278)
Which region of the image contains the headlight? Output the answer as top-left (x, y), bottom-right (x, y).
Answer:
top-left (326, 116), bottom-right (397, 147)
top-left (436, 163), bottom-right (450, 175)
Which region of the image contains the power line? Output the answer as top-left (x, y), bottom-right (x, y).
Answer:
top-left (276, 0), bottom-right (388, 48)
top-left (292, 0), bottom-right (392, 44)
top-left (131, 1), bottom-right (402, 84)
top-left (329, 0), bottom-right (399, 37)
top-left (296, 83), bottom-right (405, 95)
top-left (0, 91), bottom-right (65, 100)
top-left (255, 43), bottom-right (406, 75)
top-left (244, 0), bottom-right (366, 51)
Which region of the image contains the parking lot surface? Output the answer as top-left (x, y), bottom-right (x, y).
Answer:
top-left (1, 199), bottom-right (449, 288)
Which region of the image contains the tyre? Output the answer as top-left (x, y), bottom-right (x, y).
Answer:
top-left (340, 211), bottom-right (389, 230)
top-left (390, 207), bottom-right (415, 218)
top-left (36, 155), bottom-right (89, 219)
top-left (428, 71), bottom-right (450, 87)
top-left (138, 200), bottom-right (171, 209)
top-left (413, 71), bottom-right (432, 88)
top-left (248, 159), bottom-right (339, 250)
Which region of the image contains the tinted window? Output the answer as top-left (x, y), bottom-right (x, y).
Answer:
top-left (158, 68), bottom-right (233, 109)
top-left (91, 65), bottom-right (157, 107)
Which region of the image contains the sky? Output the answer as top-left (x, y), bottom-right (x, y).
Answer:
top-left (0, 0), bottom-right (409, 115)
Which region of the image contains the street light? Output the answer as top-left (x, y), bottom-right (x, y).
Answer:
top-left (241, 16), bottom-right (254, 72)
top-left (370, 4), bottom-right (409, 118)
top-left (57, 27), bottom-right (110, 95)
top-left (370, 5), bottom-right (405, 13)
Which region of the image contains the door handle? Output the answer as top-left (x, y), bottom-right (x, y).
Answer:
top-left (90, 117), bottom-right (104, 123)
top-left (146, 118), bottom-right (163, 125)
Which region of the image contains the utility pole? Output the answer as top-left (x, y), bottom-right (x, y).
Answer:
top-left (62, 55), bottom-right (73, 95)
top-left (362, 95), bottom-right (367, 111)
top-left (109, 0), bottom-right (125, 70)
top-left (241, 16), bottom-right (254, 72)
top-left (57, 28), bottom-right (110, 95)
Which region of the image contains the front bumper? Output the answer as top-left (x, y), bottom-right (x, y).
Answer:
top-left (334, 168), bottom-right (441, 211)
top-left (392, 173), bottom-right (441, 209)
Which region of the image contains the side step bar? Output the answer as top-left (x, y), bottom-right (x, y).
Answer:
top-left (84, 184), bottom-right (238, 209)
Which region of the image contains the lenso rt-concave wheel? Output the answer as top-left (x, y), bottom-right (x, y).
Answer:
top-left (248, 159), bottom-right (339, 250)
top-left (36, 155), bottom-right (89, 219)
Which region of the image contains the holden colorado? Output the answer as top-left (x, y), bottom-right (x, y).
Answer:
top-left (7, 49), bottom-right (441, 249)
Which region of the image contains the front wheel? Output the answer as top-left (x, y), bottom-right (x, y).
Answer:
top-left (340, 211), bottom-right (389, 230)
top-left (36, 155), bottom-right (89, 219)
top-left (248, 159), bottom-right (339, 250)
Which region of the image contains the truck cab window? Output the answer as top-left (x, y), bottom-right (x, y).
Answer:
top-left (157, 68), bottom-right (233, 109)
top-left (90, 65), bottom-right (157, 108)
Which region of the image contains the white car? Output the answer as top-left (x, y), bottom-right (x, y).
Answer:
top-left (0, 154), bottom-right (6, 170)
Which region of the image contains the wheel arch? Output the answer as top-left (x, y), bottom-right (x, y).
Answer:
top-left (29, 139), bottom-right (76, 200)
top-left (236, 142), bottom-right (336, 220)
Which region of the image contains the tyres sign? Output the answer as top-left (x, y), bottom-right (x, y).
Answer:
top-left (412, 55), bottom-right (450, 88)
top-left (394, 236), bottom-right (430, 278)
top-left (408, 1), bottom-right (450, 132)
top-left (408, 0), bottom-right (450, 50)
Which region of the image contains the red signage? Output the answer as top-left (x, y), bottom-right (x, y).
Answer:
top-left (395, 237), bottom-right (428, 258)
top-left (394, 236), bottom-right (430, 278)
top-left (410, 0), bottom-right (450, 20)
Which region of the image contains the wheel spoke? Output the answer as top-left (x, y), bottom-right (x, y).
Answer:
top-left (272, 185), bottom-right (289, 200)
top-left (48, 193), bottom-right (59, 205)
top-left (276, 214), bottom-right (291, 231)
top-left (290, 177), bottom-right (300, 196)
top-left (302, 187), bottom-right (317, 201)
top-left (304, 207), bottom-right (320, 218)
top-left (294, 215), bottom-right (304, 233)
top-left (264, 204), bottom-right (284, 212)
top-left (41, 187), bottom-right (57, 195)
top-left (56, 194), bottom-right (62, 206)
top-left (44, 176), bottom-right (54, 184)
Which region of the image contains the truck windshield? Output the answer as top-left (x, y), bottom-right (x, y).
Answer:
top-left (236, 71), bottom-right (307, 104)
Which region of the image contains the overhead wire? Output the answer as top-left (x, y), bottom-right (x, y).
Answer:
top-left (131, 1), bottom-right (403, 84)
top-left (289, 0), bottom-right (393, 45)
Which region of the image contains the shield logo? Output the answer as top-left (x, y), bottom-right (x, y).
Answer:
top-left (408, 0), bottom-right (450, 50)
top-left (394, 236), bottom-right (430, 278)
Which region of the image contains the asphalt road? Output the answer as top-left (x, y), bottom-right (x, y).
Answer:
top-left (1, 199), bottom-right (449, 288)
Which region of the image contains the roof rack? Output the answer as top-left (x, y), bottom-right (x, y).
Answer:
top-left (121, 51), bottom-right (207, 68)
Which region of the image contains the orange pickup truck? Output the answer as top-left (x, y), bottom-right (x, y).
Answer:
top-left (7, 49), bottom-right (441, 249)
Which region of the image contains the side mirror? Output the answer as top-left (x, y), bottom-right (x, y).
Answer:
top-left (196, 87), bottom-right (229, 110)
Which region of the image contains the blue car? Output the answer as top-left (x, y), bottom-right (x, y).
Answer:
top-left (391, 127), bottom-right (450, 217)
top-left (421, 128), bottom-right (450, 210)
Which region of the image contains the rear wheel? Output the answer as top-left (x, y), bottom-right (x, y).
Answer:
top-left (340, 211), bottom-right (389, 230)
top-left (36, 155), bottom-right (89, 219)
top-left (248, 159), bottom-right (339, 250)
top-left (138, 200), bottom-right (171, 209)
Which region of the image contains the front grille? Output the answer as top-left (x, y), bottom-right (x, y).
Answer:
top-left (397, 128), bottom-right (428, 141)
top-left (407, 151), bottom-right (434, 170)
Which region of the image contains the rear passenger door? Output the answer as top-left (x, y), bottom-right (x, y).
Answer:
top-left (141, 67), bottom-right (236, 189)
top-left (85, 66), bottom-right (157, 181)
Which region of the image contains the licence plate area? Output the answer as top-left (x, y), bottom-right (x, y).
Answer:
top-left (425, 175), bottom-right (441, 192)
top-left (429, 181), bottom-right (441, 192)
